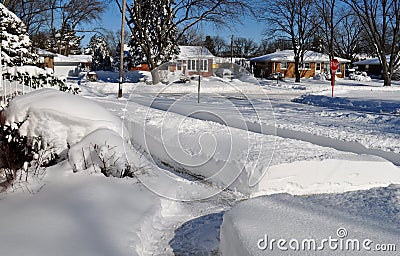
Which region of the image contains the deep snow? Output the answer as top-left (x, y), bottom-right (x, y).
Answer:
top-left (0, 72), bottom-right (399, 255)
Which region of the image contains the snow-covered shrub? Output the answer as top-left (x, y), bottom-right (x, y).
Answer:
top-left (68, 129), bottom-right (140, 178)
top-left (313, 73), bottom-right (326, 81)
top-left (349, 71), bottom-right (371, 82)
top-left (2, 69), bottom-right (76, 95)
top-left (0, 116), bottom-right (57, 189)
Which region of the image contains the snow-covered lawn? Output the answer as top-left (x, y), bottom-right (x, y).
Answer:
top-left (0, 73), bottom-right (399, 255)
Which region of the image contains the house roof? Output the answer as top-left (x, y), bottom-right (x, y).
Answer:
top-left (353, 55), bottom-right (392, 65)
top-left (54, 54), bottom-right (92, 63)
top-left (177, 46), bottom-right (214, 59)
top-left (249, 50), bottom-right (351, 63)
top-left (37, 48), bottom-right (57, 57)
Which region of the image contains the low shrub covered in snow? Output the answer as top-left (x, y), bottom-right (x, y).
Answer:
top-left (1, 88), bottom-right (135, 187)
top-left (348, 71), bottom-right (371, 82)
top-left (69, 128), bottom-right (140, 177)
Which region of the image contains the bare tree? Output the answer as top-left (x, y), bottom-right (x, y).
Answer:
top-left (261, 0), bottom-right (319, 82)
top-left (211, 36), bottom-right (229, 56)
top-left (3, 0), bottom-right (49, 35)
top-left (315, 0), bottom-right (342, 60)
top-left (234, 37), bottom-right (258, 58)
top-left (333, 13), bottom-right (363, 62)
top-left (342, 0), bottom-right (400, 86)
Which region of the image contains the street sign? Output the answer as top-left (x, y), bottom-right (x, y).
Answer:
top-left (330, 59), bottom-right (340, 71)
top-left (330, 59), bottom-right (340, 97)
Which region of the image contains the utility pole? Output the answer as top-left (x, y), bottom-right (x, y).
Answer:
top-left (230, 35), bottom-right (234, 64)
top-left (118, 0), bottom-right (127, 98)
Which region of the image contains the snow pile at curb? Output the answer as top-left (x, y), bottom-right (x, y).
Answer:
top-left (221, 186), bottom-right (400, 255)
top-left (256, 157), bottom-right (400, 196)
top-left (293, 93), bottom-right (400, 114)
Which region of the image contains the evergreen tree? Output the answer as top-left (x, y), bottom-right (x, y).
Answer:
top-left (0, 3), bottom-right (37, 67)
top-left (129, 0), bottom-right (179, 84)
top-left (46, 25), bottom-right (83, 55)
top-left (87, 35), bottom-right (112, 71)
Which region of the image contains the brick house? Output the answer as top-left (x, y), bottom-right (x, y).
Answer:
top-left (249, 50), bottom-right (350, 79)
top-left (170, 46), bottom-right (214, 77)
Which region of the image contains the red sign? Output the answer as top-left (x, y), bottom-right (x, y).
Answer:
top-left (330, 59), bottom-right (340, 71)
top-left (330, 59), bottom-right (340, 97)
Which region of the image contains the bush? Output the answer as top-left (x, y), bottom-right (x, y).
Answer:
top-left (0, 114), bottom-right (57, 190)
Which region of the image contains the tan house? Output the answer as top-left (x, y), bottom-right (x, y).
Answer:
top-left (249, 50), bottom-right (350, 79)
top-left (170, 46), bottom-right (214, 77)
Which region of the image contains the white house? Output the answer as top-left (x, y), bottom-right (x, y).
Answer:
top-left (170, 46), bottom-right (215, 77)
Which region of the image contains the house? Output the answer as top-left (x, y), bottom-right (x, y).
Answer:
top-left (170, 46), bottom-right (214, 77)
top-left (353, 57), bottom-right (384, 77)
top-left (249, 50), bottom-right (350, 79)
top-left (53, 54), bottom-right (92, 77)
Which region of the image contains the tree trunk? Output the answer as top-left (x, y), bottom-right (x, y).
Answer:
top-left (294, 56), bottom-right (301, 83)
top-left (381, 57), bottom-right (392, 86)
top-left (383, 72), bottom-right (392, 87)
top-left (151, 69), bottom-right (161, 85)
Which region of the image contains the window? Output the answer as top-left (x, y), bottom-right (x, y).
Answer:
top-left (300, 62), bottom-right (311, 70)
top-left (280, 62), bottom-right (288, 69)
top-left (316, 62), bottom-right (321, 71)
top-left (324, 62), bottom-right (330, 72)
top-left (187, 59), bottom-right (208, 72)
top-left (177, 60), bottom-right (182, 70)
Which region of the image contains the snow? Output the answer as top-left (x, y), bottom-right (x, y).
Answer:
top-left (220, 186), bottom-right (400, 255)
top-left (177, 46), bottom-right (215, 59)
top-left (1, 71), bottom-right (400, 255)
top-left (5, 88), bottom-right (127, 155)
top-left (249, 50), bottom-right (350, 63)
top-left (0, 163), bottom-right (162, 256)
top-left (54, 54), bottom-right (92, 63)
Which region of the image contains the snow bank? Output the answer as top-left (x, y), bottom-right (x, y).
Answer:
top-left (0, 163), bottom-right (162, 256)
top-left (221, 186), bottom-right (400, 255)
top-left (5, 88), bottom-right (127, 155)
top-left (256, 157), bottom-right (400, 196)
top-left (293, 94), bottom-right (400, 114)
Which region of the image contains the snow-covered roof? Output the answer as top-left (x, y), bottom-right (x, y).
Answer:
top-left (177, 46), bottom-right (214, 59)
top-left (249, 50), bottom-right (350, 63)
top-left (54, 54), bottom-right (92, 63)
top-left (37, 48), bottom-right (56, 57)
top-left (353, 55), bottom-right (391, 65)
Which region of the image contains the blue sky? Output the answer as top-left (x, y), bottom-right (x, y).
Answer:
top-left (86, 2), bottom-right (266, 47)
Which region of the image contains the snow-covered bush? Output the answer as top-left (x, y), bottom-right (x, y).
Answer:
top-left (0, 116), bottom-right (56, 190)
top-left (349, 71), bottom-right (371, 82)
top-left (3, 89), bottom-right (135, 180)
top-left (313, 73), bottom-right (326, 81)
top-left (68, 129), bottom-right (139, 178)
